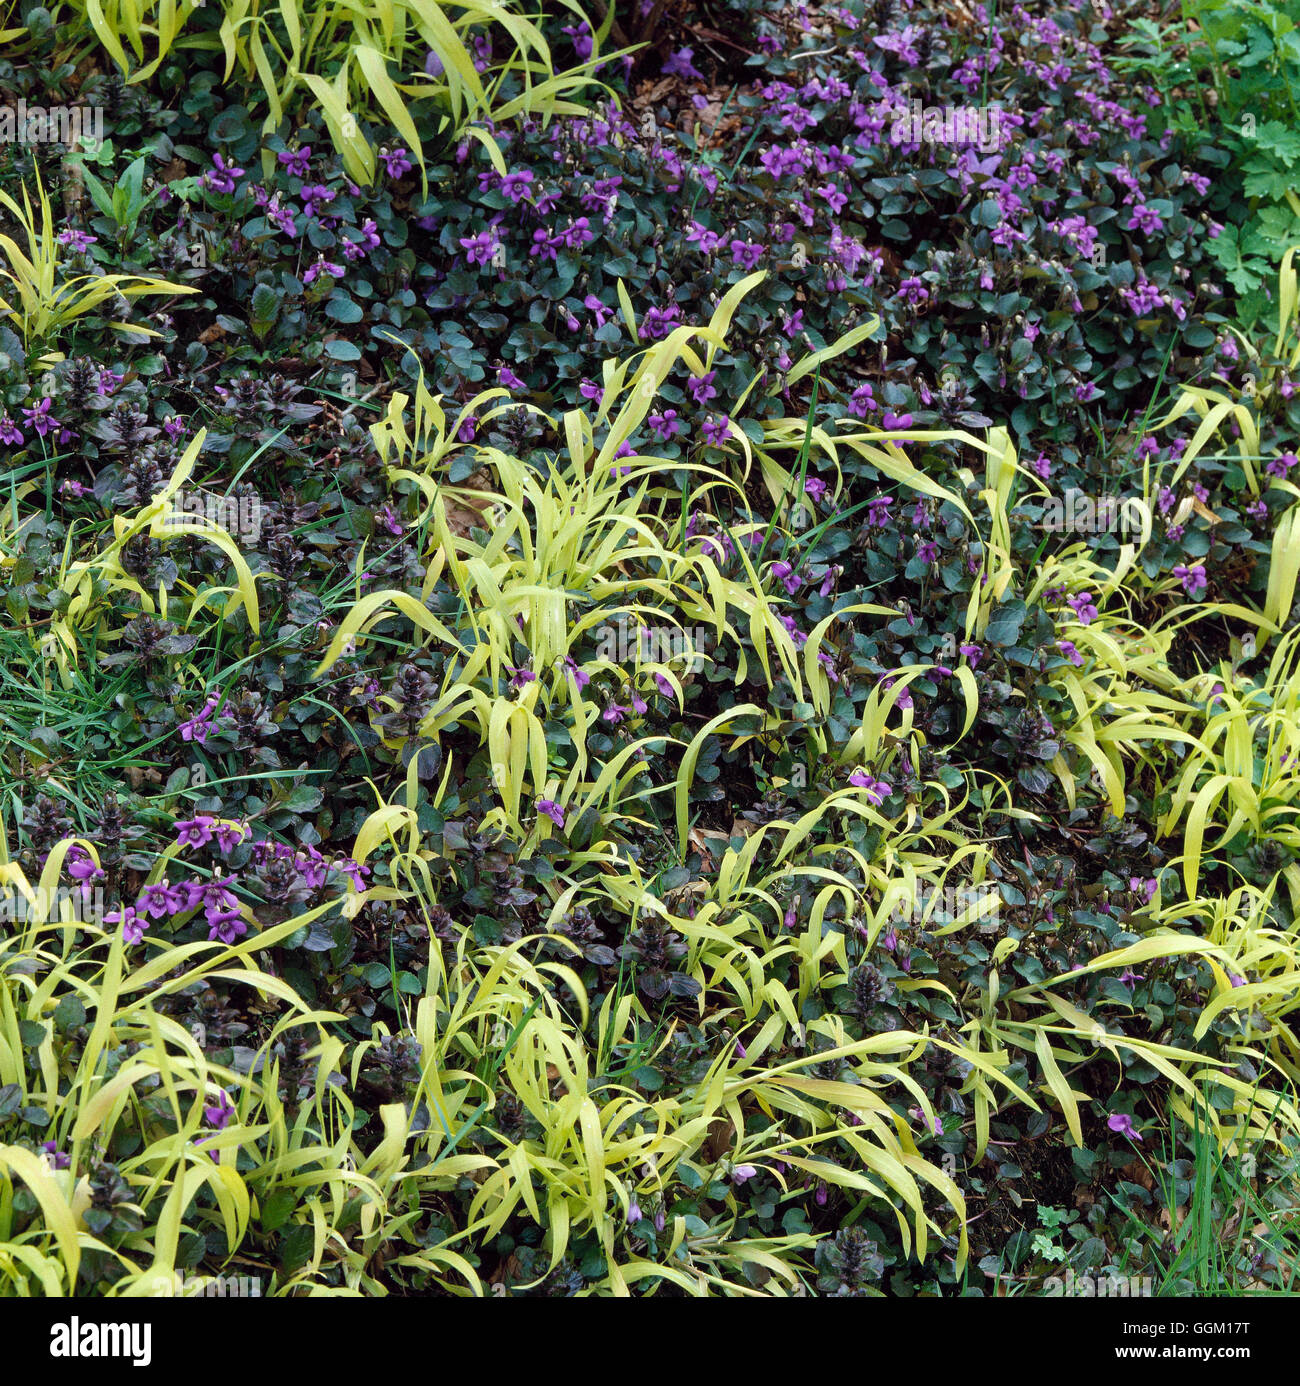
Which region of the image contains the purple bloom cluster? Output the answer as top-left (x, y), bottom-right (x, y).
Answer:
top-left (99, 818), bottom-right (370, 951)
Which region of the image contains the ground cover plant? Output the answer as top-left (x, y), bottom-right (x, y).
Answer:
top-left (1113, 0), bottom-right (1300, 333)
top-left (1, 0), bottom-right (1299, 1300)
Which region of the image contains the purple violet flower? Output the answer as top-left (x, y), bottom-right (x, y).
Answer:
top-left (204, 1089), bottom-right (235, 1129)
top-left (40, 1141), bottom-right (71, 1170)
top-left (277, 146), bottom-right (312, 178)
top-left (1066, 592), bottom-right (1099, 625)
top-left (203, 153), bottom-right (245, 195)
top-left (206, 908), bottom-right (247, 946)
top-left (175, 816), bottom-right (216, 849)
top-left (108, 904), bottom-right (147, 946)
top-left (1107, 1112), bottom-right (1142, 1142)
top-left (380, 147), bottom-right (415, 180)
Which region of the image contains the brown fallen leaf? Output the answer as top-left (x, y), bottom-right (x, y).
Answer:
top-left (490, 1253), bottom-right (523, 1286)
top-left (634, 76), bottom-right (679, 108)
top-left (687, 827), bottom-right (717, 868)
top-left (442, 469), bottom-right (501, 538)
top-left (696, 829), bottom-right (734, 859)
top-left (702, 1116), bottom-right (737, 1164)
top-left (1119, 1158), bottom-right (1154, 1192)
top-left (1158, 1204), bottom-right (1187, 1234)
